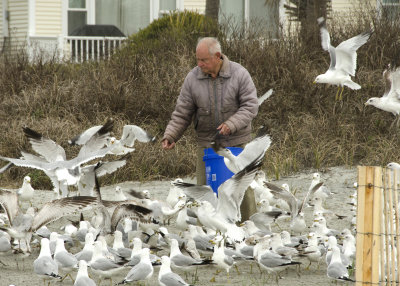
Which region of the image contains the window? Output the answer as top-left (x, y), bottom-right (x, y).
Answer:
top-left (68, 0), bottom-right (87, 35)
top-left (220, 0), bottom-right (280, 38)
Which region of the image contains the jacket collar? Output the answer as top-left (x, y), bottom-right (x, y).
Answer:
top-left (196, 54), bottom-right (231, 79)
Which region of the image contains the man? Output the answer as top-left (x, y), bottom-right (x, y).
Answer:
top-left (161, 37), bottom-right (258, 221)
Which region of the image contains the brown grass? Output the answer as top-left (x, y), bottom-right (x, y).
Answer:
top-left (0, 8), bottom-right (399, 188)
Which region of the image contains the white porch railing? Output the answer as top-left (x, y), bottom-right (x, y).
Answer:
top-left (27, 36), bottom-right (127, 63)
top-left (63, 36), bottom-right (127, 63)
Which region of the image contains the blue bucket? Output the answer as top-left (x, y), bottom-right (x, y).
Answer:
top-left (203, 147), bottom-right (243, 194)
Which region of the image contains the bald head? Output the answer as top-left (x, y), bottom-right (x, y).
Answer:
top-left (196, 37), bottom-right (222, 56)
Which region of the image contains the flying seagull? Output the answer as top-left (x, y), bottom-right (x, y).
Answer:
top-left (365, 65), bottom-right (400, 127)
top-left (314, 17), bottom-right (372, 100)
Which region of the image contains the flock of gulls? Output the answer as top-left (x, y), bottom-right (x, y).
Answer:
top-left (0, 16), bottom-right (399, 286)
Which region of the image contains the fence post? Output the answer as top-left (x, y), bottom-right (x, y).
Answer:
top-left (356, 166), bottom-right (382, 285)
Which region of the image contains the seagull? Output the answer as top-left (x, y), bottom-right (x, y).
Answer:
top-left (180, 155), bottom-right (263, 241)
top-left (169, 238), bottom-right (211, 271)
top-left (158, 255), bottom-right (192, 286)
top-left (75, 232), bottom-right (94, 262)
top-left (314, 17), bottom-right (372, 100)
top-left (0, 235), bottom-right (11, 265)
top-left (54, 238), bottom-right (78, 282)
top-left (387, 162), bottom-right (400, 169)
top-left (211, 133), bottom-right (271, 174)
top-left (78, 158), bottom-right (128, 196)
top-left (74, 260), bottom-right (96, 286)
top-left (117, 248), bottom-right (153, 285)
top-left (264, 181), bottom-right (324, 234)
top-left (17, 176), bottom-right (35, 207)
top-left (365, 65), bottom-right (400, 127)
top-left (166, 178), bottom-right (185, 208)
top-left (71, 123), bottom-right (155, 155)
top-left (210, 236), bottom-right (236, 282)
top-left (256, 245), bottom-right (301, 283)
top-left (89, 240), bottom-right (126, 285)
top-left (302, 232), bottom-right (323, 270)
top-left (327, 245), bottom-right (354, 282)
top-left (0, 120), bottom-right (114, 197)
top-left (33, 238), bottom-right (62, 285)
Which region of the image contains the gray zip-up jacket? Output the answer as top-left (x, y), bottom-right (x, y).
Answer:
top-left (163, 54), bottom-right (258, 148)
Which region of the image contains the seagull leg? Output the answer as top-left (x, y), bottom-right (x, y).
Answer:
top-left (210, 276), bottom-right (216, 282)
top-left (338, 86), bottom-right (345, 101)
top-left (234, 264), bottom-right (240, 275)
top-left (305, 261), bottom-right (312, 270)
top-left (334, 87), bottom-right (340, 101)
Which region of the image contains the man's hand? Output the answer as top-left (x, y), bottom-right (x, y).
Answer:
top-left (162, 139), bottom-right (176, 150)
top-left (217, 123), bottom-right (231, 136)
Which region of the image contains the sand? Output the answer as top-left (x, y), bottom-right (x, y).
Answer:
top-left (0, 165), bottom-right (357, 286)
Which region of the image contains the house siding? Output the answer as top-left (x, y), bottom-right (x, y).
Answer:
top-left (35, 0), bottom-right (62, 36)
top-left (8, 0), bottom-right (28, 53)
top-left (331, 0), bottom-right (377, 20)
top-left (184, 0), bottom-right (205, 14)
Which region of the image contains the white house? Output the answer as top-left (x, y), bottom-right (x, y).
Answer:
top-left (0, 0), bottom-right (205, 62)
top-left (0, 0), bottom-right (394, 62)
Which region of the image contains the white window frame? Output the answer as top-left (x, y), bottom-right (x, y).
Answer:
top-left (62, 0), bottom-right (95, 36)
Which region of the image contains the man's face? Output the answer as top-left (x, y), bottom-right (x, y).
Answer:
top-left (196, 44), bottom-right (220, 75)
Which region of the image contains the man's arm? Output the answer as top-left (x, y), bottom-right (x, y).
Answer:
top-left (162, 75), bottom-right (196, 147)
top-left (224, 69), bottom-right (258, 134)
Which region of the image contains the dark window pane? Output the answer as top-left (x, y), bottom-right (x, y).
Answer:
top-left (68, 11), bottom-right (87, 35)
top-left (69, 0), bottom-right (85, 9)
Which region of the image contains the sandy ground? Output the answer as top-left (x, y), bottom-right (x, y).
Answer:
top-left (0, 166), bottom-right (357, 286)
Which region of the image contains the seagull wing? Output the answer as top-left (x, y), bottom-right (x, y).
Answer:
top-left (235, 134), bottom-right (271, 171)
top-left (120, 125), bottom-right (156, 147)
top-left (0, 189), bottom-right (19, 225)
top-left (111, 203), bottom-right (154, 232)
top-left (264, 182), bottom-right (298, 218)
top-left (298, 182), bottom-right (324, 214)
top-left (68, 125), bottom-right (102, 145)
top-left (159, 271), bottom-right (188, 286)
top-left (95, 158), bottom-right (128, 177)
top-left (382, 66), bottom-right (392, 97)
top-left (20, 151), bottom-right (48, 163)
top-left (387, 66), bottom-right (400, 100)
top-left (31, 196), bottom-right (98, 231)
top-left (216, 154), bottom-right (263, 223)
top-left (318, 17), bottom-right (331, 52)
top-left (23, 127), bottom-right (66, 162)
top-left (317, 17), bottom-right (337, 71)
top-left (77, 118), bottom-right (114, 157)
top-left (0, 155), bottom-right (50, 172)
top-left (172, 181), bottom-right (217, 209)
top-left (335, 31), bottom-right (371, 76)
top-left (258, 89), bottom-right (273, 106)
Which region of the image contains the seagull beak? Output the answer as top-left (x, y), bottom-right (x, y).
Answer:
top-left (313, 81), bottom-right (316, 84)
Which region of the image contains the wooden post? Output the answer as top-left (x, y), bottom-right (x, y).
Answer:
top-left (387, 170), bottom-right (396, 285)
top-left (393, 169), bottom-right (400, 284)
top-left (383, 169), bottom-right (391, 284)
top-left (371, 167), bottom-right (382, 284)
top-left (356, 166), bottom-right (382, 285)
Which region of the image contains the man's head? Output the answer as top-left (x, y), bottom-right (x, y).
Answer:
top-left (196, 37), bottom-right (222, 77)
